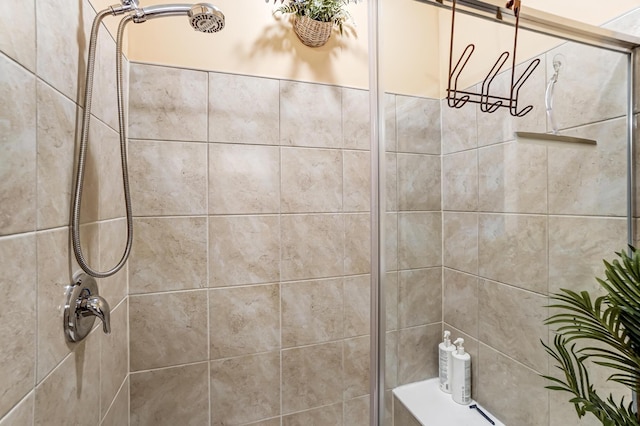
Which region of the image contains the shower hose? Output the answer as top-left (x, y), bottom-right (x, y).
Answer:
top-left (71, 9), bottom-right (135, 278)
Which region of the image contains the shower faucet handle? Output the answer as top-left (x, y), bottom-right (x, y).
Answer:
top-left (64, 272), bottom-right (112, 342)
top-left (81, 294), bottom-right (111, 334)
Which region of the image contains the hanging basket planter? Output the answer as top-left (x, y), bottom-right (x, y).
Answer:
top-left (293, 15), bottom-right (333, 47)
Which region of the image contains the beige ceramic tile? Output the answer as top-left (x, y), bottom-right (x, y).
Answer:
top-left (280, 81), bottom-right (342, 148)
top-left (343, 88), bottom-right (370, 151)
top-left (130, 217), bottom-right (208, 294)
top-left (98, 219), bottom-right (129, 305)
top-left (211, 352), bottom-right (280, 426)
top-left (548, 118), bottom-right (627, 217)
top-left (397, 324), bottom-right (441, 386)
top-left (477, 344), bottom-right (549, 426)
top-left (282, 342), bottom-right (343, 414)
top-left (386, 153), bottom-right (398, 212)
top-left (282, 278), bottom-right (343, 347)
top-left (479, 279), bottom-right (549, 373)
top-left (442, 150), bottom-right (478, 211)
top-left (36, 80), bottom-right (78, 230)
top-left (344, 275), bottom-right (370, 338)
top-left (443, 269), bottom-right (479, 338)
top-left (398, 212), bottom-right (442, 270)
top-left (345, 213), bottom-right (371, 275)
top-left (394, 397), bottom-right (421, 426)
top-left (129, 291), bottom-right (209, 371)
top-left (0, 234), bottom-right (36, 418)
top-left (75, 116), bottom-right (100, 225)
top-left (441, 86), bottom-right (478, 154)
top-left (128, 139), bottom-right (207, 216)
top-left (244, 418), bottom-right (281, 426)
top-left (100, 300), bottom-right (128, 419)
top-left (95, 119), bottom-right (126, 221)
top-left (130, 362), bottom-right (209, 426)
top-left (385, 213), bottom-right (398, 272)
top-left (0, 55), bottom-right (36, 236)
top-left (344, 150), bottom-right (371, 212)
top-left (209, 215), bottom-right (280, 286)
top-left (0, 391), bottom-right (33, 426)
top-left (0, 2), bottom-right (35, 71)
top-left (396, 96), bottom-right (441, 154)
top-left (384, 390), bottom-right (393, 426)
top-left (548, 216), bottom-right (627, 295)
top-left (385, 272), bottom-right (399, 332)
top-left (281, 214), bottom-right (344, 281)
top-left (34, 330), bottom-right (100, 426)
top-left (344, 336), bottom-right (370, 399)
top-left (398, 268), bottom-right (442, 328)
top-left (443, 212), bottom-right (478, 275)
top-left (385, 93), bottom-right (397, 153)
top-left (282, 403), bottom-right (343, 426)
top-left (101, 378), bottom-right (129, 426)
top-left (36, 0), bottom-right (92, 102)
top-left (281, 147), bottom-right (342, 213)
top-left (209, 73), bottom-right (279, 144)
top-left (209, 284), bottom-right (280, 359)
top-left (91, 24), bottom-right (119, 132)
top-left (478, 214), bottom-right (548, 294)
top-left (386, 331), bottom-right (398, 390)
top-left (478, 141), bottom-right (548, 214)
top-left (397, 154), bottom-right (441, 211)
top-left (344, 395), bottom-right (370, 426)
top-left (209, 143), bottom-right (280, 214)
top-left (129, 63), bottom-right (208, 141)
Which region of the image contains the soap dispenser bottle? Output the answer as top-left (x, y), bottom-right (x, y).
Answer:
top-left (451, 337), bottom-right (471, 405)
top-left (438, 330), bottom-right (456, 393)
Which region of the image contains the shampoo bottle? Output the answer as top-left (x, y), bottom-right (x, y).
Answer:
top-left (438, 330), bottom-right (456, 393)
top-left (451, 337), bottom-right (471, 405)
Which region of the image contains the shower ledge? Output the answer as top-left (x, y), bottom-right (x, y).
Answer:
top-left (393, 378), bottom-right (506, 426)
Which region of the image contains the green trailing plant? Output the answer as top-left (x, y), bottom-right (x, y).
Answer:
top-left (543, 247), bottom-right (640, 425)
top-left (268, 0), bottom-right (360, 34)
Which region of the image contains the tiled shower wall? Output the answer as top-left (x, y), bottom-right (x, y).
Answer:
top-left (1, 0), bottom-right (129, 424)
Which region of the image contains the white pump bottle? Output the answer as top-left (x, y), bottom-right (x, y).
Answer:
top-left (438, 330), bottom-right (456, 393)
top-left (451, 337), bottom-right (471, 405)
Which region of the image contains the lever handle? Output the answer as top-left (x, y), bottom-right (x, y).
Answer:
top-left (64, 272), bottom-right (112, 342)
top-left (82, 295), bottom-right (111, 334)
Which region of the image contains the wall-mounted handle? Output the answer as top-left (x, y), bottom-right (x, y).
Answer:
top-left (81, 295), bottom-right (111, 334)
top-left (64, 272), bottom-right (111, 342)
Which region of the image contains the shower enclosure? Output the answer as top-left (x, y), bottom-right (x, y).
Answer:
top-left (0, 0), bottom-right (639, 425)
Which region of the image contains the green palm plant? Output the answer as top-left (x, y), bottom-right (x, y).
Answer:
top-left (543, 247), bottom-right (640, 425)
top-left (268, 0), bottom-right (360, 34)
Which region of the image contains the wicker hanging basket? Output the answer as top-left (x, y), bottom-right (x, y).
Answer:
top-left (293, 15), bottom-right (333, 47)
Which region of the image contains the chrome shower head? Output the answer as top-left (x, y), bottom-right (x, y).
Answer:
top-left (188, 3), bottom-right (225, 33)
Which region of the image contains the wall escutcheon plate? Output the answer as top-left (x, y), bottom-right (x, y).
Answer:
top-left (64, 272), bottom-right (101, 342)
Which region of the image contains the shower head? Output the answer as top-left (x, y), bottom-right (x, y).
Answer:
top-left (132, 3), bottom-right (225, 32)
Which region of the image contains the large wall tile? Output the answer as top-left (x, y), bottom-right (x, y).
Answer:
top-left (101, 378), bottom-right (129, 426)
top-left (98, 219), bottom-right (129, 305)
top-left (385, 94), bottom-right (398, 152)
top-left (548, 118), bottom-right (627, 216)
top-left (0, 1), bottom-right (35, 71)
top-left (100, 300), bottom-right (128, 419)
top-left (393, 397), bottom-right (421, 426)
top-left (397, 154), bottom-right (441, 211)
top-left (281, 214), bottom-right (344, 281)
top-left (385, 213), bottom-right (398, 272)
top-left (209, 215), bottom-right (280, 286)
top-left (130, 217), bottom-right (208, 294)
top-left (129, 63), bottom-right (207, 141)
top-left (280, 81), bottom-right (342, 148)
top-left (95, 119), bottom-right (125, 221)
top-left (91, 25), bottom-right (119, 132)
top-left (281, 147), bottom-right (342, 213)
top-left (443, 269), bottom-right (479, 338)
top-left (209, 143), bottom-right (280, 214)
top-left (479, 280), bottom-right (548, 373)
top-left (548, 216), bottom-right (627, 295)
top-left (398, 212), bottom-right (442, 269)
top-left (443, 150), bottom-right (478, 211)
top-left (129, 291), bottom-right (208, 371)
top-left (343, 88), bottom-right (371, 151)
top-left (344, 336), bottom-right (370, 399)
top-left (386, 331), bottom-right (398, 390)
top-left (34, 331), bottom-right (100, 426)
top-left (130, 362), bottom-right (209, 426)
top-left (36, 80), bottom-right (77, 230)
top-left (345, 213), bottom-right (371, 275)
top-left (443, 212), bottom-right (478, 274)
top-left (441, 86), bottom-right (478, 154)
top-left (283, 403), bottom-right (343, 426)
top-left (344, 396), bottom-right (370, 426)
top-left (344, 275), bottom-right (370, 338)
top-left (344, 150), bottom-right (371, 212)
top-left (209, 73), bottom-right (279, 144)
top-left (210, 284), bottom-right (280, 359)
top-left (211, 352), bottom-right (280, 426)
top-left (479, 214), bottom-right (548, 294)
top-left (282, 342), bottom-right (343, 414)
top-left (398, 268), bottom-right (442, 328)
top-left (396, 96), bottom-right (441, 154)
top-left (479, 141), bottom-right (547, 214)
top-left (397, 324), bottom-right (441, 386)
top-left (386, 153), bottom-right (398, 212)
top-left (245, 419), bottom-right (281, 426)
top-left (385, 272), bottom-right (399, 332)
top-left (129, 139), bottom-right (207, 216)
top-left (0, 55), bottom-right (36, 236)
top-left (0, 234), bottom-right (36, 419)
top-left (282, 278), bottom-right (343, 347)
top-left (0, 391), bottom-right (33, 426)
top-left (477, 344), bottom-right (549, 426)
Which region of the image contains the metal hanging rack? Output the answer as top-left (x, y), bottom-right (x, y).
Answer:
top-left (446, 0), bottom-right (540, 117)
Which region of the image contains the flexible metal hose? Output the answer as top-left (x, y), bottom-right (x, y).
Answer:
top-left (71, 10), bottom-right (134, 278)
